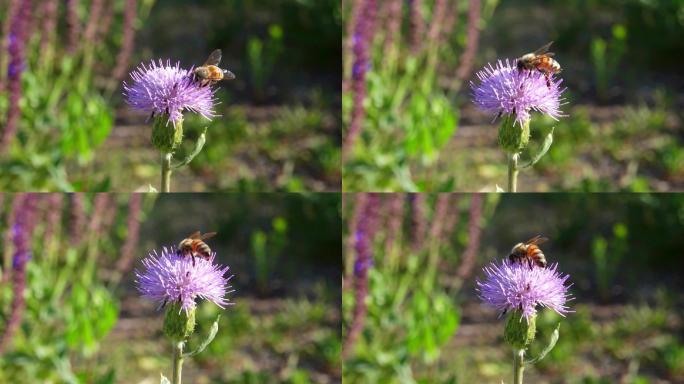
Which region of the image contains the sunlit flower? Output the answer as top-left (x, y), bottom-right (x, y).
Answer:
top-left (470, 59), bottom-right (566, 127)
top-left (135, 247), bottom-right (234, 314)
top-left (123, 60), bottom-right (218, 127)
top-left (477, 259), bottom-right (572, 322)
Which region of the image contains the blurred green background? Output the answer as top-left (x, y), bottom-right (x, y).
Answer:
top-left (343, 193), bottom-right (684, 383)
top-left (0, 0), bottom-right (341, 192)
top-left (0, 193), bottom-right (341, 383)
top-left (342, 0), bottom-right (684, 192)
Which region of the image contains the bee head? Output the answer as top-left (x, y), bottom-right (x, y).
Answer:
top-left (194, 66), bottom-right (210, 79)
top-left (516, 60), bottom-right (524, 70)
top-left (510, 242), bottom-right (526, 254)
top-left (178, 238), bottom-right (192, 249)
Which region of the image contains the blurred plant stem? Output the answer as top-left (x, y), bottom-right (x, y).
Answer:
top-left (513, 348), bottom-right (525, 384)
top-left (172, 341), bottom-right (184, 384)
top-left (161, 152), bottom-right (173, 192)
top-left (508, 153), bottom-right (519, 192)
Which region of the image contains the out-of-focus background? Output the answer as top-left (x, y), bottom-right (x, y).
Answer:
top-left (342, 0), bottom-right (684, 192)
top-left (0, 193), bottom-right (341, 383)
top-left (343, 193), bottom-right (684, 383)
top-left (0, 0), bottom-right (341, 192)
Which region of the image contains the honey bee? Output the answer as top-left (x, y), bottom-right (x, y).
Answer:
top-left (516, 41), bottom-right (561, 88)
top-left (508, 235), bottom-right (548, 269)
top-left (178, 231), bottom-right (217, 266)
top-left (193, 49), bottom-right (235, 87)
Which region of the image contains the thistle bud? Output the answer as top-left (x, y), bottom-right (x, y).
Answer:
top-left (504, 310), bottom-right (536, 350)
top-left (498, 115), bottom-right (530, 154)
top-left (163, 301), bottom-right (196, 342)
top-left (152, 115), bottom-right (183, 153)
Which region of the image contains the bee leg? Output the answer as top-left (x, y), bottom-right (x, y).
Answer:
top-left (491, 110), bottom-right (502, 124)
top-left (498, 307), bottom-right (509, 319)
top-left (146, 111), bottom-right (155, 123)
top-left (192, 255), bottom-right (196, 267)
top-left (161, 298), bottom-right (168, 309)
top-left (545, 73), bottom-right (551, 88)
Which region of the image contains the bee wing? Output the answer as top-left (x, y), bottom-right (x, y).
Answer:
top-left (203, 49), bottom-right (222, 66)
top-left (199, 231), bottom-right (217, 240)
top-left (526, 235), bottom-right (549, 245)
top-left (188, 231), bottom-right (202, 239)
top-left (533, 41), bottom-right (554, 55)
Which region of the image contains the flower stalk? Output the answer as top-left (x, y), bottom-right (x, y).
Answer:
top-left (513, 348), bottom-right (525, 384)
top-left (172, 341), bottom-right (184, 384)
top-left (161, 152), bottom-right (173, 192)
top-left (508, 153), bottom-right (519, 192)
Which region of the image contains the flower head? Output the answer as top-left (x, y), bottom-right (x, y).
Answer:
top-left (470, 59), bottom-right (566, 127)
top-left (123, 60), bottom-right (218, 127)
top-left (135, 247), bottom-right (234, 314)
top-left (477, 259), bottom-right (572, 322)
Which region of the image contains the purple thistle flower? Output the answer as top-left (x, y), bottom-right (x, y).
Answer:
top-left (123, 59), bottom-right (218, 127)
top-left (135, 247), bottom-right (234, 314)
top-left (477, 259), bottom-right (573, 322)
top-left (471, 59), bottom-right (566, 127)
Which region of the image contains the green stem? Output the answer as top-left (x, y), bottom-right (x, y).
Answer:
top-left (172, 341), bottom-right (184, 384)
top-left (513, 348), bottom-right (525, 384)
top-left (161, 152), bottom-right (173, 192)
top-left (508, 152), bottom-right (519, 192)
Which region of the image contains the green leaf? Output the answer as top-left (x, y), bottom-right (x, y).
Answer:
top-left (172, 128), bottom-right (207, 170)
top-left (525, 323), bottom-right (560, 365)
top-left (520, 127), bottom-right (554, 169)
top-left (183, 315), bottom-right (220, 358)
